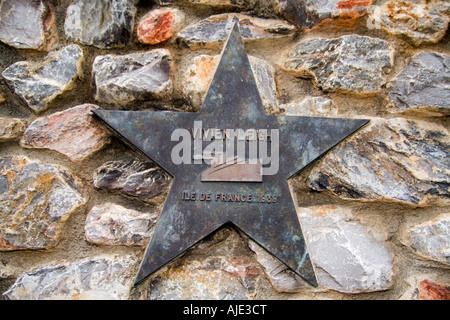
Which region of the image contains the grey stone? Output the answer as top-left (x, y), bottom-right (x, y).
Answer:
top-left (0, 0), bottom-right (56, 51)
top-left (308, 118), bottom-right (450, 206)
top-left (248, 240), bottom-right (305, 293)
top-left (2, 45), bottom-right (84, 113)
top-left (85, 203), bottom-right (158, 246)
top-left (370, 0), bottom-right (450, 47)
top-left (298, 206), bottom-right (393, 293)
top-left (282, 96), bottom-right (337, 117)
top-left (0, 156), bottom-right (86, 251)
top-left (3, 256), bottom-right (134, 300)
top-left (0, 118), bottom-right (27, 142)
top-left (177, 13), bottom-right (295, 49)
top-left (274, 0), bottom-right (373, 29)
top-left (283, 35), bottom-right (394, 95)
top-left (64, 0), bottom-right (137, 49)
top-left (93, 159), bottom-right (171, 204)
top-left (93, 49), bottom-right (172, 106)
top-left (401, 213), bottom-right (450, 265)
top-left (387, 52), bottom-right (450, 116)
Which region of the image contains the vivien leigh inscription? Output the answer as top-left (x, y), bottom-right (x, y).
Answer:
top-left (181, 191), bottom-right (278, 203)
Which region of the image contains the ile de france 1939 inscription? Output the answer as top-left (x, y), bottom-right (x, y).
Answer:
top-left (93, 18), bottom-right (369, 287)
top-left (180, 191), bottom-right (278, 204)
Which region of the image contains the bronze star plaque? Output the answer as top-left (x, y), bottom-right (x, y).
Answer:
top-left (93, 20), bottom-right (369, 287)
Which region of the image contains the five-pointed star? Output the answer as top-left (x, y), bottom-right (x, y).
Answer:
top-left (93, 20), bottom-right (368, 287)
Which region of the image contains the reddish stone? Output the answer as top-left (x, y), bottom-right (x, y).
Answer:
top-left (20, 104), bottom-right (110, 162)
top-left (418, 280), bottom-right (450, 300)
top-left (137, 8), bottom-right (184, 45)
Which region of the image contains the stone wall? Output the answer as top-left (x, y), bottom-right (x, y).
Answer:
top-left (0, 0), bottom-right (449, 300)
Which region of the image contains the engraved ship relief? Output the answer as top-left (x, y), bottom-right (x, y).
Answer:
top-left (201, 153), bottom-right (262, 182)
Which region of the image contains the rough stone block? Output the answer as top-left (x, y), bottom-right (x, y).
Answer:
top-left (64, 0), bottom-right (137, 49)
top-left (93, 49), bottom-right (172, 105)
top-left (0, 0), bottom-right (56, 51)
top-left (85, 203), bottom-right (158, 246)
top-left (369, 0), bottom-right (450, 47)
top-left (148, 256), bottom-right (261, 299)
top-left (0, 118), bottom-right (27, 142)
top-left (93, 159), bottom-right (171, 203)
top-left (399, 275), bottom-right (450, 300)
top-left (308, 118), bottom-right (450, 206)
top-left (401, 213), bottom-right (450, 265)
top-left (20, 104), bottom-right (110, 162)
top-left (387, 52), bottom-right (450, 116)
top-left (137, 7), bottom-right (185, 45)
top-left (283, 35), bottom-right (393, 95)
top-left (298, 206), bottom-right (393, 293)
top-left (2, 45), bottom-right (84, 113)
top-left (157, 0), bottom-right (254, 8)
top-left (248, 240), bottom-right (305, 293)
top-left (275, 0), bottom-right (373, 29)
top-left (4, 256), bottom-right (134, 300)
top-left (282, 96), bottom-right (338, 117)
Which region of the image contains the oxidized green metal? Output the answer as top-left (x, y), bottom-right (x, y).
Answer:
top-left (93, 19), bottom-right (369, 287)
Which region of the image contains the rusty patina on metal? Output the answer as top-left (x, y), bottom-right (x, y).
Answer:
top-left (93, 19), bottom-right (369, 287)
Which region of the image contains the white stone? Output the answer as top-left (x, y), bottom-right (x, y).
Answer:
top-left (4, 256), bottom-right (135, 300)
top-left (85, 203), bottom-right (158, 246)
top-left (298, 206), bottom-right (394, 293)
top-left (64, 0), bottom-right (137, 49)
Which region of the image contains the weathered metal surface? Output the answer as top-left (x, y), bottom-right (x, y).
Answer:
top-left (93, 19), bottom-right (369, 287)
